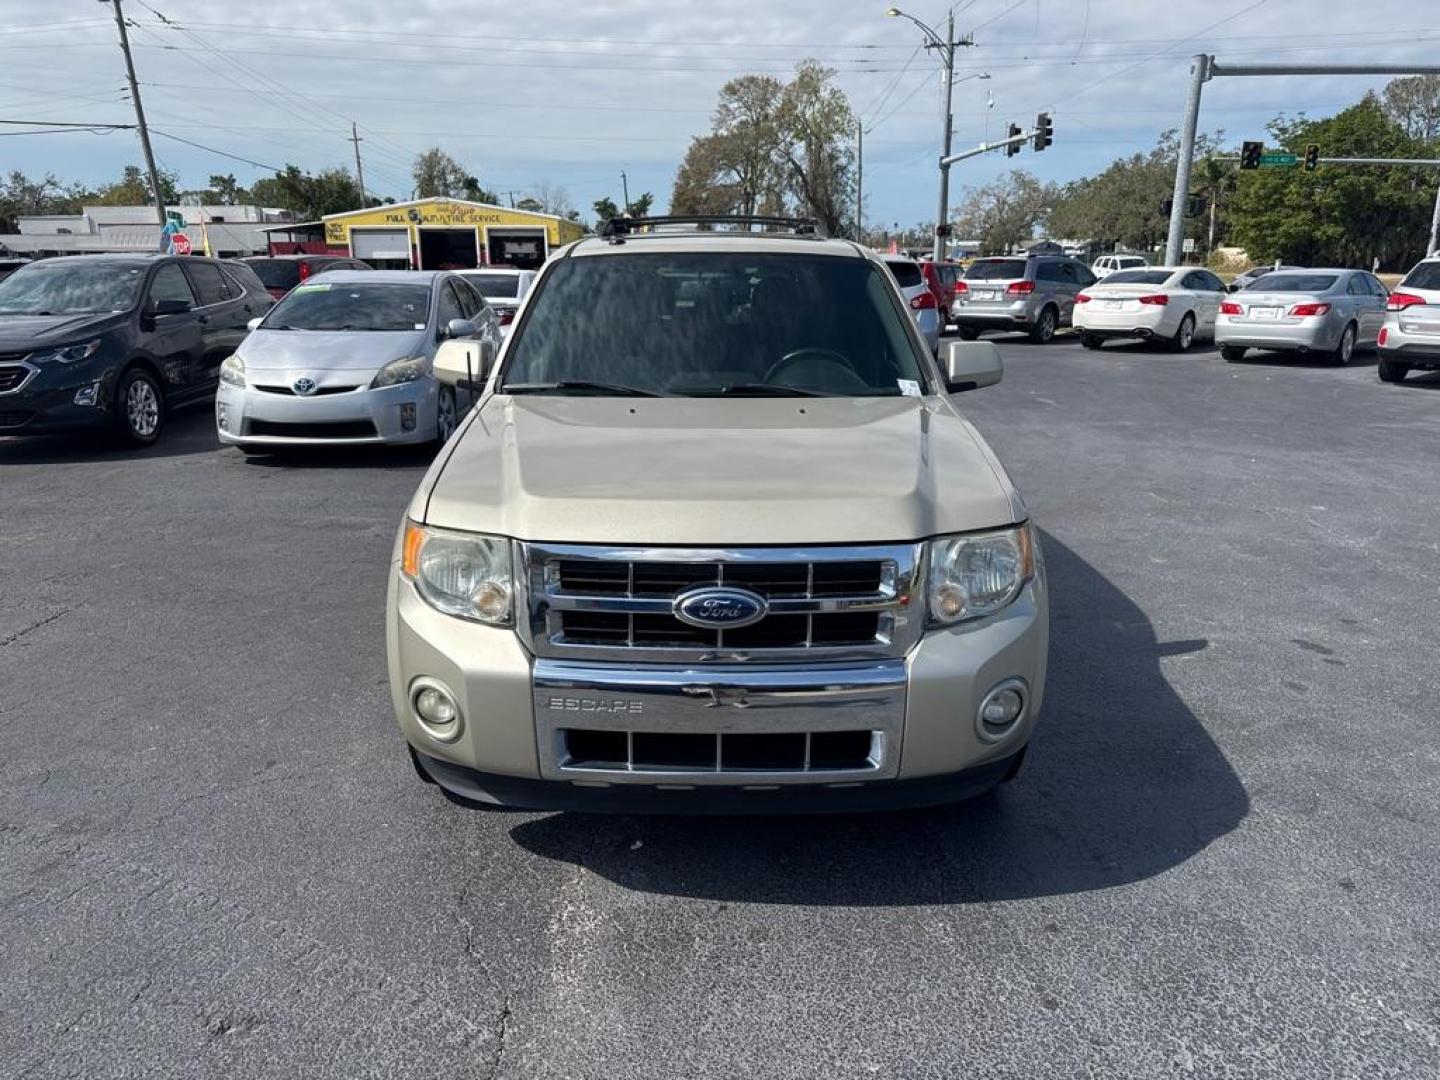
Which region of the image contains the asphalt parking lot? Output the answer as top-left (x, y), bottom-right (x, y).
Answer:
top-left (2, 334), bottom-right (1438, 1079)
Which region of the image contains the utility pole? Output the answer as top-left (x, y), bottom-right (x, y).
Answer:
top-left (107, 0), bottom-right (167, 228)
top-left (856, 122), bottom-right (863, 243)
top-left (620, 170), bottom-right (631, 212)
top-left (349, 121), bottom-right (367, 205)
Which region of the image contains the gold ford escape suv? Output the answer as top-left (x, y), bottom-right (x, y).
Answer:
top-left (386, 216), bottom-right (1048, 813)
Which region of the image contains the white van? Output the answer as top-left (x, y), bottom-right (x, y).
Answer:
top-left (1092, 254), bottom-right (1149, 280)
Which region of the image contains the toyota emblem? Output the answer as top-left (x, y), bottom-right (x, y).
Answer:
top-left (292, 377), bottom-right (317, 396)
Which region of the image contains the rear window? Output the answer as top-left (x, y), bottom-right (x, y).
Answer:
top-left (884, 260), bottom-right (923, 288)
top-left (464, 273), bottom-right (522, 299)
top-left (965, 259), bottom-right (1027, 281)
top-left (1401, 262), bottom-right (1440, 291)
top-left (245, 259), bottom-right (301, 290)
top-left (1118, 257), bottom-right (1146, 268)
top-left (1104, 270), bottom-right (1173, 286)
top-left (1245, 274), bottom-right (1336, 293)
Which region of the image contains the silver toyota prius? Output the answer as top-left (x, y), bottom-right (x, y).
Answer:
top-left (215, 270), bottom-right (500, 449)
top-left (1214, 268), bottom-right (1389, 365)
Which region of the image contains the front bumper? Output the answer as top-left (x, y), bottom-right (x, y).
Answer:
top-left (0, 370), bottom-right (114, 436)
top-left (952, 298), bottom-right (1036, 331)
top-left (387, 561), bottom-right (1048, 813)
top-left (216, 376), bottom-right (438, 446)
top-left (1214, 314), bottom-right (1342, 352)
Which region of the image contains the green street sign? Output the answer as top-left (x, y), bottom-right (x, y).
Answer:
top-left (1260, 153), bottom-right (1299, 168)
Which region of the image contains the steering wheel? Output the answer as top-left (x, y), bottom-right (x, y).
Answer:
top-left (762, 348), bottom-right (867, 392)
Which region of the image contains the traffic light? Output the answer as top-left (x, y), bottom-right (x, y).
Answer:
top-left (1240, 141), bottom-right (1263, 170)
top-left (1161, 197), bottom-right (1174, 216)
top-left (1303, 143), bottom-right (1320, 171)
top-left (1033, 112), bottom-right (1053, 152)
top-left (1186, 195), bottom-right (1208, 216)
top-left (1006, 123), bottom-right (1022, 157)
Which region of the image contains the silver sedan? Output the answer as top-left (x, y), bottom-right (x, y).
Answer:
top-left (1215, 269), bottom-right (1389, 365)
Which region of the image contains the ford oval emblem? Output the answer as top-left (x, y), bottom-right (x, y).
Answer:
top-left (673, 586), bottom-right (768, 630)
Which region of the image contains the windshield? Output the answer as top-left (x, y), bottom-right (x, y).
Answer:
top-left (500, 253), bottom-right (929, 397)
top-left (1104, 270), bottom-right (1174, 286)
top-left (264, 282), bottom-right (431, 331)
top-left (245, 260), bottom-right (304, 290)
top-left (0, 261), bottom-right (144, 315)
top-left (965, 259), bottom-right (1027, 281)
top-left (1245, 274), bottom-right (1336, 293)
top-left (463, 273), bottom-right (521, 299)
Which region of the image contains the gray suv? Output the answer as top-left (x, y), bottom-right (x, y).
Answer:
top-left (954, 255), bottom-right (1097, 343)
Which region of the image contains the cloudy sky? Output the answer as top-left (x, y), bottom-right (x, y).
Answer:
top-left (2, 0), bottom-right (1436, 225)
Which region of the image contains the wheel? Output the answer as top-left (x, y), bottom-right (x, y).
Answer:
top-left (957, 326), bottom-right (981, 341)
top-left (1378, 357), bottom-right (1411, 383)
top-left (1080, 333), bottom-right (1103, 350)
top-left (1028, 306), bottom-right (1057, 344)
top-left (1329, 323), bottom-right (1357, 366)
top-left (1170, 313), bottom-right (1196, 352)
top-left (435, 385), bottom-right (458, 444)
top-left (114, 367), bottom-right (164, 445)
top-left (1221, 345), bottom-right (1247, 363)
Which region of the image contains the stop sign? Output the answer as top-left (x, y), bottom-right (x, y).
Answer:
top-left (170, 233), bottom-right (192, 255)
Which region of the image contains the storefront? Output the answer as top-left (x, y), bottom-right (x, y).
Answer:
top-left (320, 198), bottom-right (585, 271)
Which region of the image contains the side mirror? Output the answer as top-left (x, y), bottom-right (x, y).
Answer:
top-left (942, 339), bottom-right (1003, 393)
top-left (246, 317), bottom-right (263, 332)
top-left (444, 318), bottom-right (477, 341)
top-left (433, 338), bottom-right (494, 394)
top-left (150, 297), bottom-right (191, 317)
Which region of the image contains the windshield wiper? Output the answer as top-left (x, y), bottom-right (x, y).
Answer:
top-left (504, 381), bottom-right (663, 397)
top-left (684, 383), bottom-right (827, 397)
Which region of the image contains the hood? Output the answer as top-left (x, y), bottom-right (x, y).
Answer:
top-left (238, 328), bottom-right (428, 373)
top-left (0, 312), bottom-right (125, 349)
top-left (423, 396), bottom-right (1021, 546)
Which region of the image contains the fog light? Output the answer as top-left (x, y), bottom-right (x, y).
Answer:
top-left (976, 679), bottom-right (1027, 742)
top-left (410, 678), bottom-right (462, 742)
top-left (400, 402), bottom-right (417, 432)
top-left (73, 383), bottom-right (99, 407)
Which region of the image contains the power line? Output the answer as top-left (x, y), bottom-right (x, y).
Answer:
top-left (149, 129), bottom-right (286, 172)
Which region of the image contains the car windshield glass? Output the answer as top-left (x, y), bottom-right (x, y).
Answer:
top-left (1401, 262), bottom-right (1440, 290)
top-left (1246, 274), bottom-right (1336, 292)
top-left (265, 282), bottom-right (431, 331)
top-left (1104, 270), bottom-right (1173, 286)
top-left (965, 259), bottom-right (1027, 281)
top-left (0, 262), bottom-right (144, 314)
top-left (463, 273), bottom-right (521, 299)
top-left (245, 260), bottom-right (305, 289)
top-left (885, 261), bottom-right (923, 287)
top-left (500, 252), bottom-right (928, 397)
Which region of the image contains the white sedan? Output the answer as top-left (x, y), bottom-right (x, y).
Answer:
top-left (1072, 267), bottom-right (1228, 351)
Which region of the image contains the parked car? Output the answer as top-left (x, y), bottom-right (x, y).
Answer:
top-left (389, 219), bottom-right (1047, 813)
top-left (953, 255), bottom-right (1097, 343)
top-left (216, 270), bottom-right (500, 449)
top-left (1091, 254), bottom-right (1148, 280)
top-left (0, 256), bottom-right (31, 282)
top-left (881, 254), bottom-right (940, 353)
top-left (1228, 264), bottom-right (1300, 293)
top-left (240, 254), bottom-right (372, 301)
top-left (0, 253), bottom-right (272, 444)
top-left (1215, 269), bottom-right (1388, 365)
top-left (1377, 257), bottom-right (1440, 383)
top-left (456, 268), bottom-right (536, 336)
top-left (919, 260), bottom-right (964, 326)
top-left (1073, 267), bottom-right (1228, 351)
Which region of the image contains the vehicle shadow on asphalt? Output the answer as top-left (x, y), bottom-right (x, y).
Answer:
top-left (1224, 349), bottom-right (1379, 370)
top-left (238, 443), bottom-right (441, 470)
top-left (509, 533), bottom-right (1250, 905)
top-left (0, 404), bottom-right (220, 464)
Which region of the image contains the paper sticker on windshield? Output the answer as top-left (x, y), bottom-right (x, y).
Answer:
top-left (414, 323), bottom-right (425, 330)
top-left (898, 379), bottom-right (921, 397)
top-left (292, 283), bottom-right (330, 293)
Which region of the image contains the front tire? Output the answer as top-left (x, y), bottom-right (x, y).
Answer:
top-left (1330, 323), bottom-right (1357, 366)
top-left (1378, 357), bottom-right (1410, 383)
top-left (1170, 313), bottom-right (1196, 352)
top-left (1080, 333), bottom-right (1103, 350)
top-left (435, 386), bottom-right (457, 444)
top-left (957, 326), bottom-right (981, 341)
top-left (1221, 345), bottom-right (1247, 363)
top-left (114, 367), bottom-right (164, 446)
top-left (1028, 306), bottom-right (1057, 344)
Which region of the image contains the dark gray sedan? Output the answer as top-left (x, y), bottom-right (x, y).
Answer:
top-left (1215, 269), bottom-right (1390, 365)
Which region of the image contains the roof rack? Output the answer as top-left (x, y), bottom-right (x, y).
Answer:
top-left (598, 215), bottom-right (821, 241)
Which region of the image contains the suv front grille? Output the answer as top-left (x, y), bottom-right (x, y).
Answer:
top-left (0, 365), bottom-right (33, 393)
top-left (520, 543), bottom-right (923, 662)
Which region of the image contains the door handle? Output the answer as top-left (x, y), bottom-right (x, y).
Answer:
top-left (198, 315), bottom-right (209, 324)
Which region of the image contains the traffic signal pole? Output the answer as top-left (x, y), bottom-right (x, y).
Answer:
top-left (1165, 58), bottom-right (1440, 266)
top-left (940, 124), bottom-right (1042, 167)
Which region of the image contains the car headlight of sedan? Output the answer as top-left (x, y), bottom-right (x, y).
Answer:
top-left (219, 354), bottom-right (246, 387)
top-left (372, 356), bottom-right (427, 388)
top-left (401, 522), bottom-right (513, 626)
top-left (928, 524), bottom-right (1036, 627)
top-left (31, 339), bottom-right (102, 365)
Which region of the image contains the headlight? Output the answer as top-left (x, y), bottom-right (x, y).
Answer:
top-left (219, 354), bottom-right (246, 387)
top-left (927, 524), bottom-right (1035, 627)
top-left (401, 522), bottom-right (513, 626)
top-left (31, 339), bottom-right (102, 365)
top-left (372, 356), bottom-right (427, 388)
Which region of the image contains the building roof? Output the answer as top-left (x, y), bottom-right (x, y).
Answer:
top-left (321, 196), bottom-right (575, 224)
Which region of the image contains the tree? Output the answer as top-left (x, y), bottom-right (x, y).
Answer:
top-left (592, 193), bottom-right (652, 223)
top-left (413, 149), bottom-right (498, 203)
top-left (1382, 75), bottom-right (1440, 144)
top-left (92, 164), bottom-right (180, 207)
top-left (0, 171), bottom-right (93, 231)
top-left (593, 196), bottom-right (620, 222)
top-left (248, 164), bottom-right (363, 219)
top-left (530, 180), bottom-right (575, 219)
top-left (515, 196), bottom-right (544, 213)
top-left (208, 173), bottom-right (248, 205)
top-left (951, 170), bottom-right (1056, 254)
top-left (1229, 95), bottom-right (1432, 269)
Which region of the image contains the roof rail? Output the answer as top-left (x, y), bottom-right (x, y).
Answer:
top-left (598, 215), bottom-right (821, 241)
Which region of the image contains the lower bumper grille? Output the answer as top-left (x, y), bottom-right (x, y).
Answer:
top-left (563, 728), bottom-right (876, 773)
top-left (0, 409), bottom-right (35, 429)
top-left (246, 419), bottom-right (377, 439)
